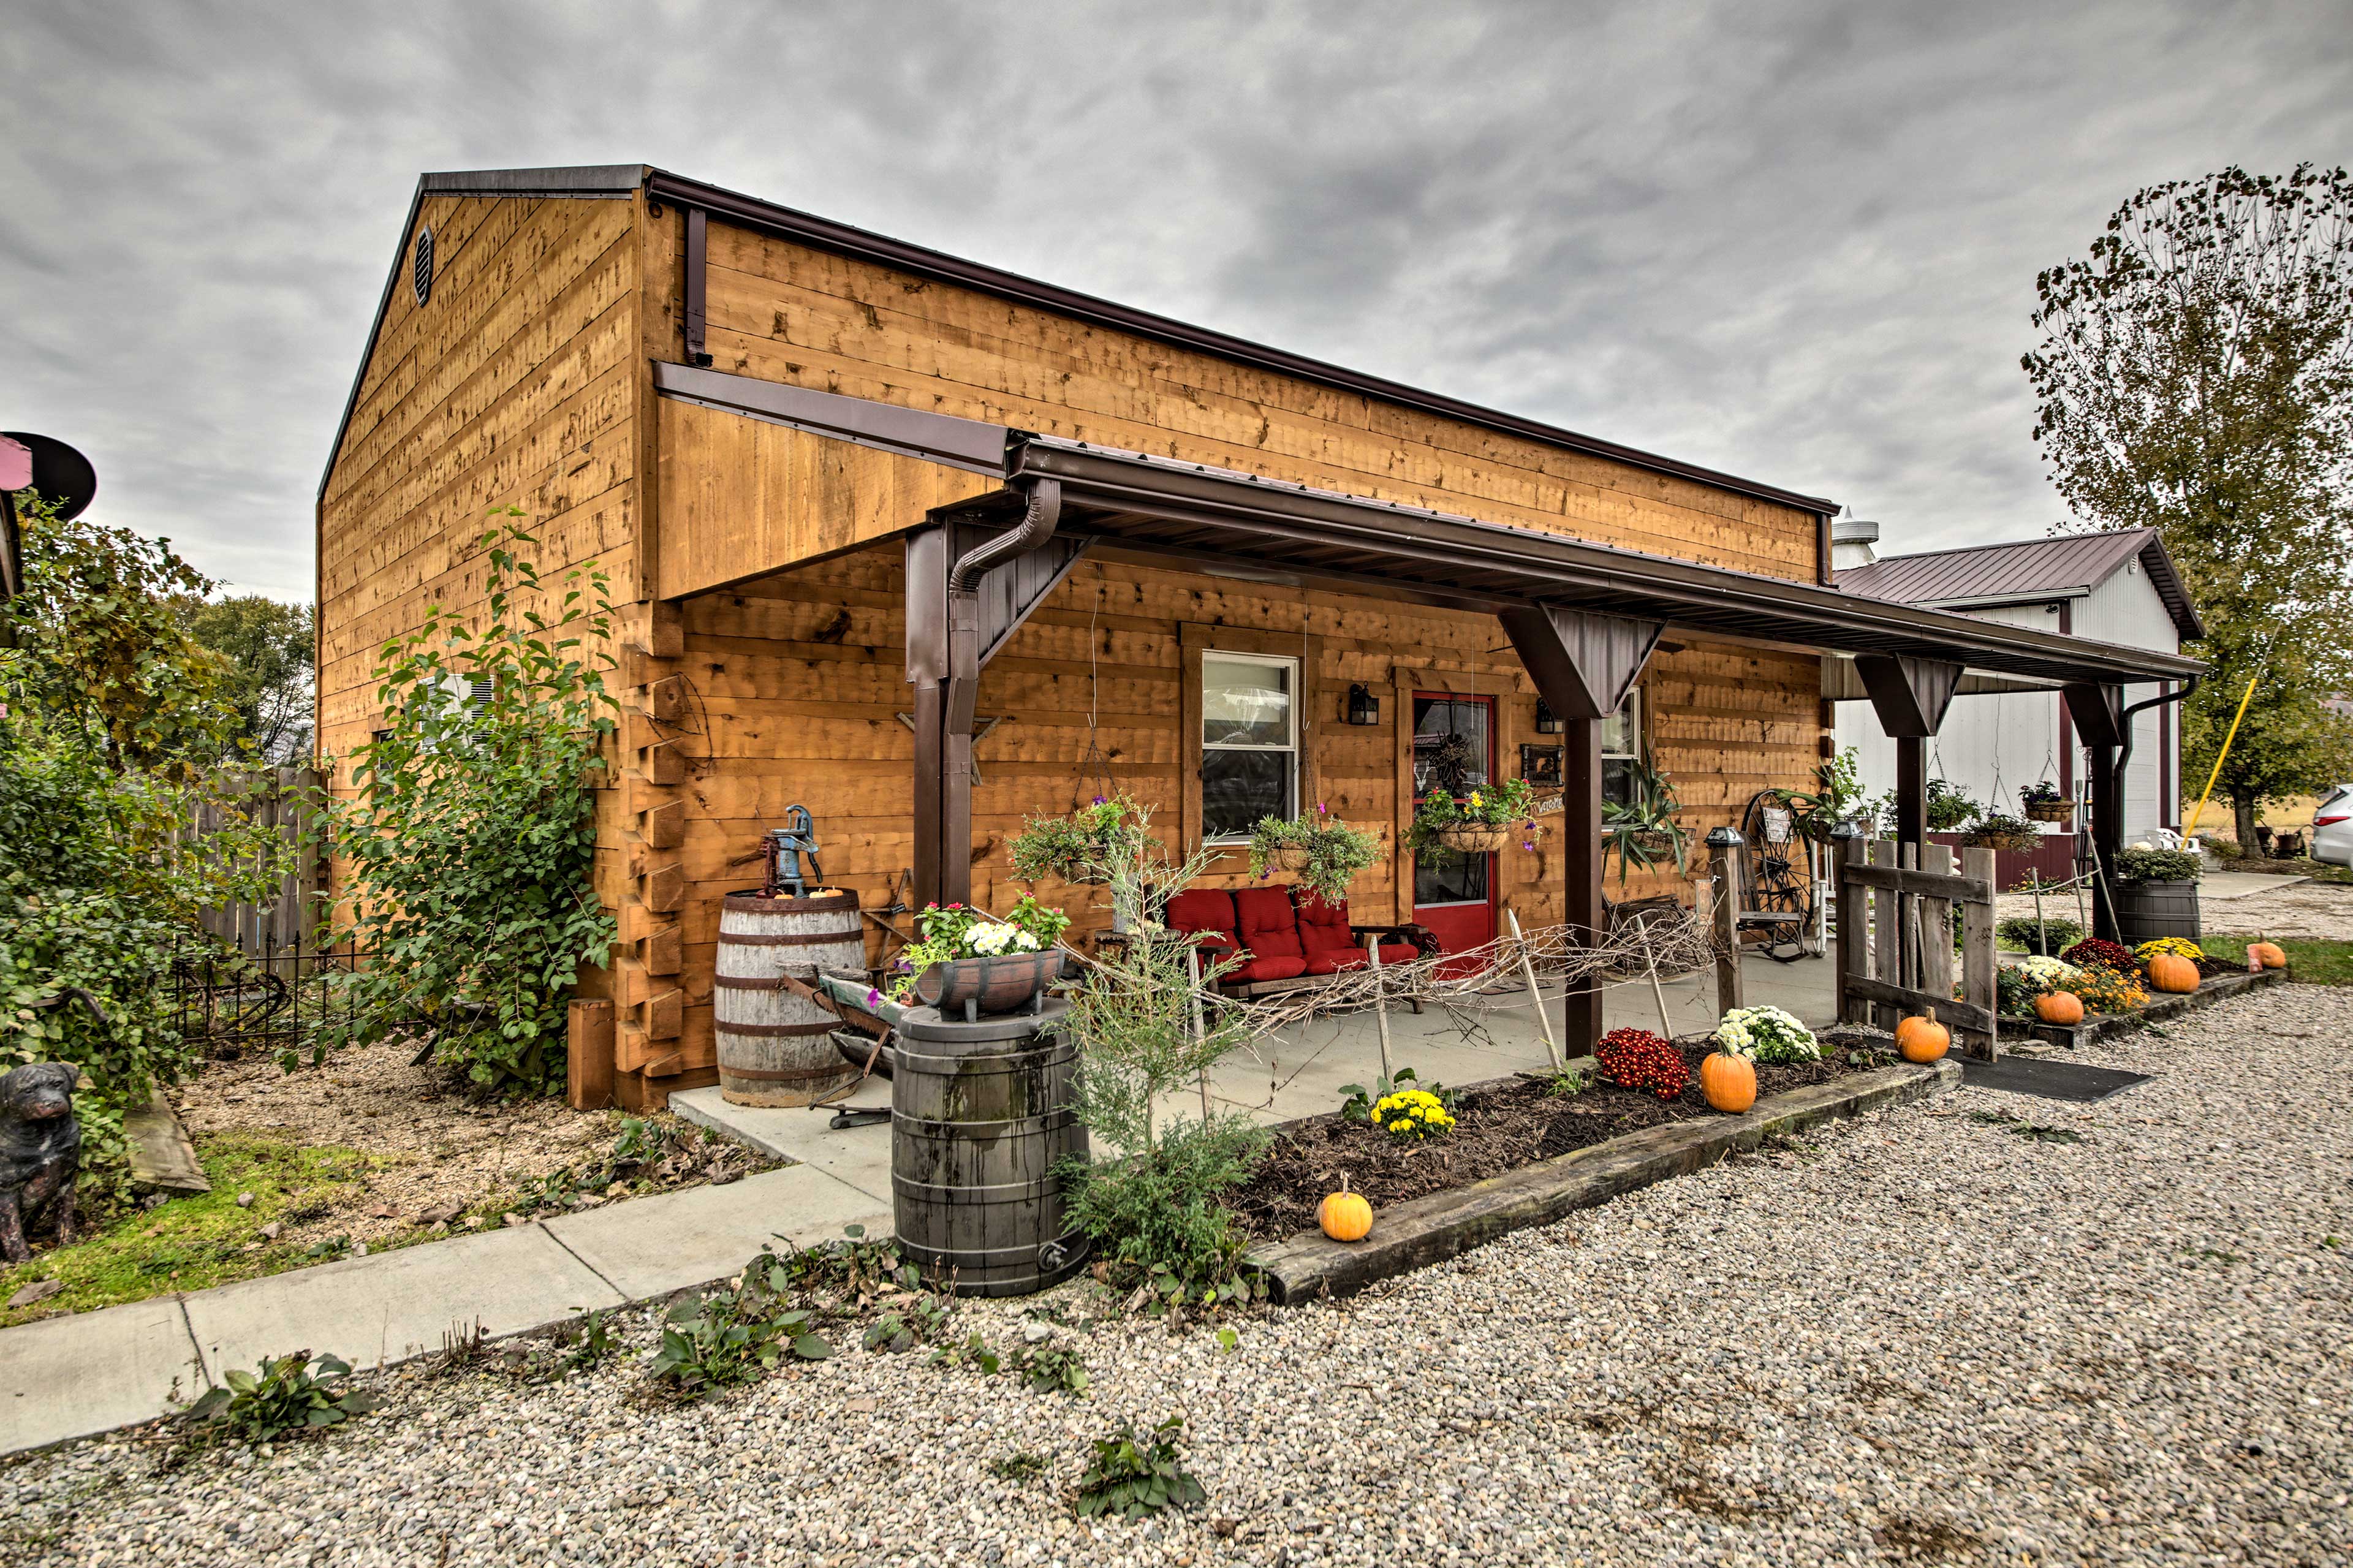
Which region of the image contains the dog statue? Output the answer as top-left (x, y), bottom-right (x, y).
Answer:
top-left (0, 1062), bottom-right (81, 1263)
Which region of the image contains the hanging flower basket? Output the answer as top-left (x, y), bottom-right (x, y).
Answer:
top-left (2023, 799), bottom-right (2075, 824)
top-left (1434, 825), bottom-right (1512, 854)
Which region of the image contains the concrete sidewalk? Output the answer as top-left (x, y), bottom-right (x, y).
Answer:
top-left (0, 1162), bottom-right (889, 1458)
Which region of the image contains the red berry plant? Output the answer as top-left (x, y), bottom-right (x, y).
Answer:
top-left (2060, 937), bottom-right (2137, 974)
top-left (1597, 1027), bottom-right (1688, 1101)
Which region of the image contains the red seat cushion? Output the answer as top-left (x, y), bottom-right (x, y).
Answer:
top-left (1233, 887), bottom-right (1305, 960)
top-left (1231, 954), bottom-right (1308, 983)
top-left (1303, 949), bottom-right (1368, 976)
top-left (1164, 889), bottom-right (1238, 947)
top-left (1376, 941), bottom-right (1420, 966)
top-left (1294, 891), bottom-right (1355, 955)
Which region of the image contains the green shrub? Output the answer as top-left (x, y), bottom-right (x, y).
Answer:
top-left (1061, 1115), bottom-right (1267, 1293)
top-left (184, 1352), bottom-right (381, 1445)
top-left (1995, 915), bottom-right (2085, 955)
top-left (314, 519), bottom-right (617, 1096)
top-left (1075, 1417), bottom-right (1205, 1519)
top-left (2115, 846), bottom-right (2201, 882)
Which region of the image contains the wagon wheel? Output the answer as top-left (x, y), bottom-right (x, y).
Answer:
top-left (1738, 792), bottom-right (1816, 964)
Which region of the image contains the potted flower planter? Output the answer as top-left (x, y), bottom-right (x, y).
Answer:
top-left (2023, 799), bottom-right (2074, 824)
top-left (912, 949), bottom-right (1068, 1021)
top-left (1434, 825), bottom-right (1512, 854)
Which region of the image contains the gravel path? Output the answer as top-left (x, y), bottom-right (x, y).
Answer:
top-left (8, 987), bottom-right (2350, 1566)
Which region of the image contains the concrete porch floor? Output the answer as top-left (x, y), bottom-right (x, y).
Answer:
top-left (673, 949), bottom-right (1838, 1191)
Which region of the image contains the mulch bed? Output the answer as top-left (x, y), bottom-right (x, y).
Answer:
top-left (1226, 1036), bottom-right (1893, 1241)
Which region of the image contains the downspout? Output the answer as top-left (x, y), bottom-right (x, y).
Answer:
top-left (2112, 676), bottom-right (2199, 836)
top-left (949, 477), bottom-right (1061, 592)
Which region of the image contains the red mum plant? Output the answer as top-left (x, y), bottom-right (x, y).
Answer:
top-left (2061, 937), bottom-right (2137, 974)
top-left (1597, 1027), bottom-right (1688, 1101)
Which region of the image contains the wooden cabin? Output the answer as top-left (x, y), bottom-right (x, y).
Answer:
top-left (316, 165), bottom-right (2201, 1108)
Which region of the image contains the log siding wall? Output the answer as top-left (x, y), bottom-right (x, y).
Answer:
top-left (319, 189), bottom-right (1829, 1106)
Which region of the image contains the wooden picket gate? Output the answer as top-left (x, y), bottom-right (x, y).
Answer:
top-left (173, 767), bottom-right (328, 959)
top-left (1835, 836), bottom-right (2000, 1059)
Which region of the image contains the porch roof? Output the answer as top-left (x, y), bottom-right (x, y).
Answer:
top-left (999, 436), bottom-right (2204, 688)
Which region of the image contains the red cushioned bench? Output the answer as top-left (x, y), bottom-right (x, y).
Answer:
top-left (1160, 886), bottom-right (1437, 1009)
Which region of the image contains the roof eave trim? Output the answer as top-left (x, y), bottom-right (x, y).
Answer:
top-left (641, 168), bottom-right (1838, 520)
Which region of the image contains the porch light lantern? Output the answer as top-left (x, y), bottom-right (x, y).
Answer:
top-left (1345, 682), bottom-right (1380, 727)
top-left (1533, 699), bottom-right (1563, 735)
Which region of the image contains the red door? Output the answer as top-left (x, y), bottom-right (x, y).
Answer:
top-left (1411, 693), bottom-right (1498, 963)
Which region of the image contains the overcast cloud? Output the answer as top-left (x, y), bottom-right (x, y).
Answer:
top-left (4, 1), bottom-right (2348, 600)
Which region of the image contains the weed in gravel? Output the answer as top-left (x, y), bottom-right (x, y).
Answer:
top-left (1009, 1336), bottom-right (1091, 1395)
top-left (647, 1251), bottom-right (832, 1398)
top-left (863, 1295), bottom-right (956, 1353)
top-left (1075, 1416), bottom-right (1203, 1518)
top-left (987, 1450), bottom-right (1050, 1483)
top-left (926, 1333), bottom-right (1002, 1374)
top-left (184, 1351), bottom-right (382, 1446)
top-left (555, 1308), bottom-right (621, 1376)
top-left (782, 1222), bottom-right (926, 1305)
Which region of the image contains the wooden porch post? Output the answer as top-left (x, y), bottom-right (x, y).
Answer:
top-left (1893, 735), bottom-right (1927, 864)
top-left (1496, 605), bottom-right (1664, 1059)
top-left (1564, 713), bottom-right (1605, 1051)
top-left (2064, 681), bottom-right (2127, 944)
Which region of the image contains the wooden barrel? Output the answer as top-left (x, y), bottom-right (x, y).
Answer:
top-left (2114, 878), bottom-right (2200, 946)
top-left (715, 889), bottom-right (863, 1107)
top-left (891, 999), bottom-right (1089, 1298)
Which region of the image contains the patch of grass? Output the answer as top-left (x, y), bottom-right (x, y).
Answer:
top-left (0, 1131), bottom-right (391, 1328)
top-left (2200, 935), bottom-right (2353, 986)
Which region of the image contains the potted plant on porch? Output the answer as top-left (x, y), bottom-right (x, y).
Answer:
top-left (1246, 804), bottom-right (1382, 903)
top-left (886, 896), bottom-right (1074, 1017)
top-left (1958, 811), bottom-right (2041, 853)
top-left (1009, 794), bottom-right (1148, 887)
top-left (2018, 780), bottom-right (2075, 824)
top-left (1602, 757), bottom-right (1690, 884)
top-left (1407, 778), bottom-right (1541, 857)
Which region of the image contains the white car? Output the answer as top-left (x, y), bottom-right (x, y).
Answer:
top-left (2313, 784), bottom-right (2353, 867)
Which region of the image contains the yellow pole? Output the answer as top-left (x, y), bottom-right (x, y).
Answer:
top-left (2184, 671), bottom-right (2260, 838)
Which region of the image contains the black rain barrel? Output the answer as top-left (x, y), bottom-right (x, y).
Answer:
top-left (2113, 878), bottom-right (2200, 946)
top-left (890, 998), bottom-right (1088, 1298)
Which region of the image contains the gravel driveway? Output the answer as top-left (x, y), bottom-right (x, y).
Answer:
top-left (8, 987), bottom-right (2349, 1567)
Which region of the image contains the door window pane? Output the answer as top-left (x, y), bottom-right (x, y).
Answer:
top-left (1412, 697), bottom-right (1490, 796)
top-left (1202, 749), bottom-right (1293, 841)
top-left (1413, 849), bottom-right (1489, 906)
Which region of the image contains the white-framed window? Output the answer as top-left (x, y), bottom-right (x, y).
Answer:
top-left (1200, 650), bottom-right (1297, 842)
top-left (1601, 689), bottom-right (1642, 808)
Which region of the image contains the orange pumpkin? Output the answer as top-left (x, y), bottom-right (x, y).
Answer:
top-left (1318, 1177), bottom-right (1373, 1243)
top-left (1699, 1050), bottom-right (1757, 1113)
top-left (1895, 1007), bottom-right (1950, 1064)
top-left (2146, 952), bottom-right (2200, 994)
top-left (2034, 991), bottom-right (2085, 1026)
top-left (2248, 941), bottom-right (2287, 970)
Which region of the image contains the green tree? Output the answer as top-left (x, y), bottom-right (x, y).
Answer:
top-left (315, 520), bottom-right (618, 1097)
top-left (2, 496), bottom-right (243, 776)
top-left (2023, 164), bottom-right (2353, 842)
top-left (176, 595), bottom-right (316, 765)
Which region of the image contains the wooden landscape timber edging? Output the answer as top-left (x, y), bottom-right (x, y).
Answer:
top-left (1245, 1058), bottom-right (1959, 1303)
top-left (1998, 964), bottom-right (2289, 1049)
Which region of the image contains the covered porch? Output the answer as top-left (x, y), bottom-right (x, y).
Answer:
top-left (615, 364), bottom-right (2203, 1104)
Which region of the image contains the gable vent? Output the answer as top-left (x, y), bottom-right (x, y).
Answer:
top-left (412, 225), bottom-right (434, 307)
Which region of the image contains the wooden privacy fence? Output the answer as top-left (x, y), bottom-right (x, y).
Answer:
top-left (1836, 836), bottom-right (1999, 1059)
top-left (174, 767), bottom-right (328, 959)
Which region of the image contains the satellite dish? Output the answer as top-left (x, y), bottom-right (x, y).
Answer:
top-left (0, 433), bottom-right (97, 521)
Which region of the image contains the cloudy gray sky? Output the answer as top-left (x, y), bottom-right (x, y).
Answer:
top-left (4, 1), bottom-right (2348, 600)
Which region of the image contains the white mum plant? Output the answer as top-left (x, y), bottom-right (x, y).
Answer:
top-left (2016, 956), bottom-right (2082, 988)
top-left (1713, 1005), bottom-right (1819, 1063)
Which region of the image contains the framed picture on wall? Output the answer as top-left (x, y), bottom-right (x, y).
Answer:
top-left (1520, 743), bottom-right (1562, 787)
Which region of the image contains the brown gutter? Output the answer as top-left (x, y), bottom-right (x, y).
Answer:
top-left (1007, 436), bottom-right (2204, 687)
top-left (641, 168), bottom-right (1840, 521)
